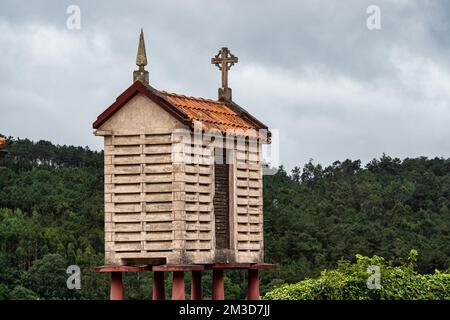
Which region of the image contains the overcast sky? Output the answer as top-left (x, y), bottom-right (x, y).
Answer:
top-left (0, 0), bottom-right (449, 169)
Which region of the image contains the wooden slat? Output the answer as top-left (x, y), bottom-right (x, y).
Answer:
top-left (237, 206), bottom-right (260, 214)
top-left (112, 135), bottom-right (141, 145)
top-left (114, 165), bottom-right (141, 174)
top-left (112, 184), bottom-right (141, 193)
top-left (199, 175), bottom-right (212, 184)
top-left (144, 164), bottom-right (172, 174)
top-left (114, 222), bottom-right (141, 232)
top-left (248, 180), bottom-right (261, 188)
top-left (115, 233), bottom-right (141, 242)
top-left (237, 242), bottom-right (261, 250)
top-left (143, 145), bottom-right (172, 154)
top-left (109, 145), bottom-right (141, 155)
top-left (186, 223), bottom-right (211, 231)
top-left (145, 183), bottom-right (172, 193)
top-left (143, 154), bottom-right (172, 164)
top-left (145, 174), bottom-right (172, 183)
top-left (143, 135), bottom-right (172, 145)
top-left (113, 155), bottom-right (142, 165)
top-left (113, 194), bottom-right (141, 203)
top-left (185, 174), bottom-right (198, 183)
top-left (146, 203), bottom-right (173, 212)
top-left (144, 241), bottom-right (172, 251)
top-left (186, 241), bottom-right (211, 250)
top-left (114, 203), bottom-right (141, 213)
top-left (112, 175), bottom-right (142, 184)
top-left (186, 204), bottom-right (212, 212)
top-left (236, 180), bottom-right (248, 187)
top-left (249, 215), bottom-right (261, 223)
top-left (236, 170), bottom-right (248, 178)
top-left (237, 233), bottom-right (261, 241)
top-left (144, 222), bottom-right (172, 231)
top-left (237, 215), bottom-right (248, 223)
top-left (185, 165), bottom-right (213, 175)
top-left (113, 242), bottom-right (142, 251)
top-left (113, 213), bottom-right (141, 222)
top-left (185, 232), bottom-right (211, 240)
top-left (145, 193), bottom-right (172, 202)
top-left (143, 232), bottom-right (173, 241)
top-left (144, 213), bottom-right (172, 222)
top-left (185, 184), bottom-right (210, 193)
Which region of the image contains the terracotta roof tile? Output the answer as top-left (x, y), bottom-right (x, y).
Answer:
top-left (0, 136), bottom-right (6, 150)
top-left (159, 91), bottom-right (258, 136)
top-left (93, 81), bottom-right (269, 141)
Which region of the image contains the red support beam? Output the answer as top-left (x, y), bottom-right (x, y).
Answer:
top-left (247, 269), bottom-right (260, 300)
top-left (172, 271), bottom-right (185, 300)
top-left (191, 270), bottom-right (203, 300)
top-left (91, 263), bottom-right (274, 301)
top-left (110, 272), bottom-right (124, 300)
top-left (152, 271), bottom-right (165, 300)
top-left (212, 269), bottom-right (225, 300)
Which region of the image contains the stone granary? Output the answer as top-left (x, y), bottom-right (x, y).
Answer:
top-left (0, 136), bottom-right (6, 159)
top-left (93, 30), bottom-right (270, 267)
top-left (0, 136), bottom-right (6, 150)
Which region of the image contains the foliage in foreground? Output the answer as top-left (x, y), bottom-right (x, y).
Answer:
top-left (264, 250), bottom-right (450, 300)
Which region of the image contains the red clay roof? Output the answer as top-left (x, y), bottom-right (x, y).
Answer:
top-left (160, 91), bottom-right (256, 132)
top-left (93, 81), bottom-right (269, 140)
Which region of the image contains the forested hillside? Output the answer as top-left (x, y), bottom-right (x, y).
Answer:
top-left (0, 136), bottom-right (449, 299)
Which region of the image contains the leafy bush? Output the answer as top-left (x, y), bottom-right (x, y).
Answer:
top-left (264, 250), bottom-right (450, 300)
top-left (9, 286), bottom-right (39, 300)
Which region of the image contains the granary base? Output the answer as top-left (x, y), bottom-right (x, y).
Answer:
top-left (92, 263), bottom-right (276, 300)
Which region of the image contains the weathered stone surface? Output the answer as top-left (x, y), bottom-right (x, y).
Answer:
top-left (96, 81), bottom-right (265, 266)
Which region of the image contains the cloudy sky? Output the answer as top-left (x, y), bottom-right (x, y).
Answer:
top-left (0, 0), bottom-right (449, 169)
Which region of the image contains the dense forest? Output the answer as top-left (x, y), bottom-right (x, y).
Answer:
top-left (0, 136), bottom-right (449, 299)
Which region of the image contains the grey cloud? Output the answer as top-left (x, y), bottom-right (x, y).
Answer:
top-left (0, 0), bottom-right (449, 169)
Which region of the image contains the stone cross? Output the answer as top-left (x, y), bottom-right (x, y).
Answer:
top-left (211, 47), bottom-right (238, 101)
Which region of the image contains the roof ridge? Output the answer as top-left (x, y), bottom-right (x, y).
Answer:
top-left (177, 104), bottom-right (236, 115)
top-left (93, 81), bottom-right (266, 141)
top-left (160, 90), bottom-right (222, 104)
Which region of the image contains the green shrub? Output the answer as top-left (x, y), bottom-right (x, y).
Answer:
top-left (264, 250), bottom-right (450, 300)
top-left (9, 286), bottom-right (39, 300)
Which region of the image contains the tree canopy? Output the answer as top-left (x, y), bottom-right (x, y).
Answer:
top-left (0, 136), bottom-right (449, 299)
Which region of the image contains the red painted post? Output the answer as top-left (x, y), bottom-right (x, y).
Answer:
top-left (172, 271), bottom-right (185, 300)
top-left (152, 271), bottom-right (165, 300)
top-left (110, 272), bottom-right (124, 300)
top-left (212, 269), bottom-right (225, 300)
top-left (191, 270), bottom-right (203, 300)
top-left (247, 269), bottom-right (260, 300)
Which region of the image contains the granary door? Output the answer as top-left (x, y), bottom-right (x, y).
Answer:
top-left (213, 148), bottom-right (231, 249)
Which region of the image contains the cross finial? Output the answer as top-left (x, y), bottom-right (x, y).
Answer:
top-left (211, 47), bottom-right (238, 101)
top-left (133, 28), bottom-right (149, 84)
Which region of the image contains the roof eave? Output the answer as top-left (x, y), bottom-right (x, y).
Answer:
top-left (92, 81), bottom-right (191, 129)
top-left (223, 100), bottom-right (272, 143)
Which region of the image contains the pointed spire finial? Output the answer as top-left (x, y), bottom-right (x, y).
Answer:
top-left (136, 28), bottom-right (148, 67)
top-left (133, 28), bottom-right (149, 84)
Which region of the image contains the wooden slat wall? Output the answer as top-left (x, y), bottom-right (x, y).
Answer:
top-left (103, 129), bottom-right (264, 265)
top-left (234, 139), bottom-right (264, 261)
top-left (144, 133), bottom-right (173, 256)
top-left (183, 140), bottom-right (214, 255)
top-left (104, 131), bottom-right (176, 264)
